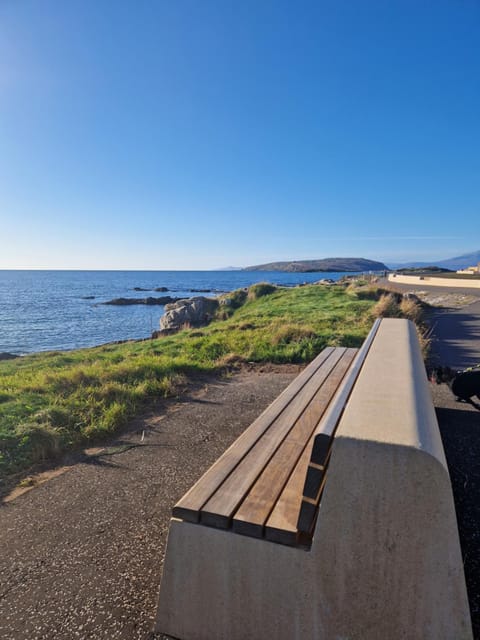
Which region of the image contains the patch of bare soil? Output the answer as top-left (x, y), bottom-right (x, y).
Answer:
top-left (0, 367), bottom-right (297, 640)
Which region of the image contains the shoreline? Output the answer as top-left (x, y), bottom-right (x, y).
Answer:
top-left (0, 283), bottom-right (378, 480)
top-left (4, 273), bottom-right (480, 360)
top-left (0, 272), bottom-right (382, 356)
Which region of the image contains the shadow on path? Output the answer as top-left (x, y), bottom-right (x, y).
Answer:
top-left (437, 405), bottom-right (480, 638)
top-left (429, 302), bottom-right (480, 370)
top-left (427, 299), bottom-right (480, 636)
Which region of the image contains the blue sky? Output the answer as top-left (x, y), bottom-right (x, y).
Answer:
top-left (1, 0), bottom-right (479, 269)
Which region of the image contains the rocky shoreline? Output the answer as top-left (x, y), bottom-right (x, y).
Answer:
top-left (156, 296), bottom-right (221, 334)
top-left (102, 296), bottom-right (182, 306)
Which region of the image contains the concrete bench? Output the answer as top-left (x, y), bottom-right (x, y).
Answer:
top-left (156, 318), bottom-right (472, 640)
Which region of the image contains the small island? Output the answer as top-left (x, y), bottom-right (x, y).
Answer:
top-left (243, 257), bottom-right (388, 273)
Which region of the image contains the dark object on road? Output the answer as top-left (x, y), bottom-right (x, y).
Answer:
top-left (431, 366), bottom-right (480, 410)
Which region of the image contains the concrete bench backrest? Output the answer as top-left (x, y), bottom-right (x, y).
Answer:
top-left (308, 318), bottom-right (471, 638)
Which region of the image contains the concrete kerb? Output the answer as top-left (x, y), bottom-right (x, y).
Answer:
top-left (155, 319), bottom-right (472, 640)
top-left (389, 273), bottom-right (480, 289)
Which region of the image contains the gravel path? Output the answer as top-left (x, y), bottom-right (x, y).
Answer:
top-left (0, 369), bottom-right (298, 640)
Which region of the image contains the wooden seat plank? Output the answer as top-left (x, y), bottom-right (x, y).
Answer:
top-left (232, 348), bottom-right (357, 538)
top-left (200, 348), bottom-right (348, 528)
top-left (264, 347), bottom-right (361, 545)
top-left (297, 319), bottom-right (382, 535)
top-left (233, 440), bottom-right (301, 538)
top-left (172, 346), bottom-right (335, 522)
top-left (264, 441), bottom-right (312, 545)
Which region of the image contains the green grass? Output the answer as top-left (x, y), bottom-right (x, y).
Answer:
top-left (0, 283), bottom-right (377, 478)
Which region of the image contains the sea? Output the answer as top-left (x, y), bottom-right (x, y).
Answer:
top-left (0, 270), bottom-right (357, 355)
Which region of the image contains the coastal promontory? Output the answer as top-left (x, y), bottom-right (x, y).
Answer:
top-left (243, 257), bottom-right (388, 272)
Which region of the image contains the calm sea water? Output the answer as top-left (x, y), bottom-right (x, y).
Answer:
top-left (0, 270), bottom-right (354, 354)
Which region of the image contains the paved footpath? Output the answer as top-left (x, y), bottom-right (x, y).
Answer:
top-left (429, 298), bottom-right (480, 370)
top-left (428, 298), bottom-right (480, 639)
top-left (388, 281), bottom-right (480, 637)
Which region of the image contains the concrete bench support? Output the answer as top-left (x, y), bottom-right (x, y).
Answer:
top-left (156, 319), bottom-right (472, 640)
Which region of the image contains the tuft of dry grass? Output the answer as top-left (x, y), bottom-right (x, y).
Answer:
top-left (399, 297), bottom-right (424, 324)
top-left (216, 353), bottom-right (246, 368)
top-left (371, 294), bottom-right (402, 318)
top-left (415, 324), bottom-right (433, 360)
top-left (247, 282), bottom-right (278, 300)
top-left (370, 292), bottom-right (431, 358)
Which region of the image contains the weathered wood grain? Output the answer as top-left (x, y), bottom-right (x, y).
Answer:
top-left (200, 348), bottom-right (347, 528)
top-left (233, 349), bottom-right (357, 539)
top-left (172, 347), bottom-right (335, 522)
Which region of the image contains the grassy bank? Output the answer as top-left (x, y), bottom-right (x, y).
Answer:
top-left (0, 282), bottom-right (403, 478)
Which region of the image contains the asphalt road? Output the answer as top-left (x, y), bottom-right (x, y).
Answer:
top-left (429, 299), bottom-right (480, 370)
top-left (384, 277), bottom-right (480, 369)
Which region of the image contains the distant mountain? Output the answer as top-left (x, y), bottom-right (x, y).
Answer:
top-left (243, 257), bottom-right (388, 273)
top-left (389, 250), bottom-right (480, 271)
top-left (213, 266), bottom-right (242, 271)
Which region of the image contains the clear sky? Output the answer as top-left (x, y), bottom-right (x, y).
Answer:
top-left (1, 0), bottom-right (479, 269)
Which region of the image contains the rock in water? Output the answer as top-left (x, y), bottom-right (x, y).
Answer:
top-left (0, 352), bottom-right (19, 361)
top-left (103, 296), bottom-right (179, 305)
top-left (159, 297), bottom-right (219, 332)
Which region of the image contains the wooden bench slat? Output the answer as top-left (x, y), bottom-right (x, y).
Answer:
top-left (296, 469), bottom-right (330, 537)
top-left (297, 319), bottom-right (382, 534)
top-left (264, 441), bottom-right (312, 545)
top-left (200, 348), bottom-right (348, 528)
top-left (232, 439), bottom-right (301, 538)
top-left (172, 346), bottom-right (336, 522)
top-left (265, 349), bottom-right (359, 545)
top-left (232, 349), bottom-right (357, 539)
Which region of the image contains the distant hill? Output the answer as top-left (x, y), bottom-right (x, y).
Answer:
top-left (213, 266), bottom-right (242, 271)
top-left (243, 257), bottom-right (388, 273)
top-left (389, 250), bottom-right (480, 271)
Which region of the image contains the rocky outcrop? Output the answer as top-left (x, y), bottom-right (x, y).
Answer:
top-left (159, 297), bottom-right (219, 332)
top-left (0, 352), bottom-right (19, 361)
top-left (103, 297), bottom-right (180, 306)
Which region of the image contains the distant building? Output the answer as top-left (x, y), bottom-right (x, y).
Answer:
top-left (456, 262), bottom-right (480, 275)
